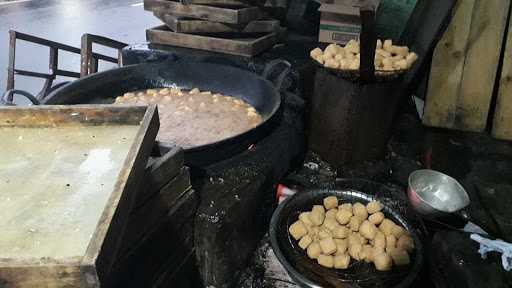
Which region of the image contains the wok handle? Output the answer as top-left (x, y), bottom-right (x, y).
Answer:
top-left (262, 59), bottom-right (298, 93)
top-left (454, 208), bottom-right (492, 235)
top-left (458, 209), bottom-right (471, 222)
top-left (1, 89), bottom-right (41, 106)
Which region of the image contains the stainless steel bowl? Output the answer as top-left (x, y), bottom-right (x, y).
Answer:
top-left (408, 169), bottom-right (470, 217)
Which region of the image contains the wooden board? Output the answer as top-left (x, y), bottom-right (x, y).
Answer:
top-left (424, 0), bottom-right (510, 132)
top-left (423, 0), bottom-right (476, 128)
top-left (144, 0), bottom-right (262, 24)
top-left (122, 168), bottom-right (191, 251)
top-left (493, 6), bottom-right (512, 140)
top-left (152, 250), bottom-right (200, 288)
top-left (179, 0), bottom-right (287, 8)
top-left (154, 11), bottom-right (280, 33)
top-left (456, 0), bottom-right (510, 131)
top-left (0, 105), bottom-right (159, 287)
top-left (146, 25), bottom-right (278, 57)
top-left (108, 189), bottom-right (197, 287)
top-left (140, 145), bottom-right (184, 204)
top-left (179, 0), bottom-right (253, 5)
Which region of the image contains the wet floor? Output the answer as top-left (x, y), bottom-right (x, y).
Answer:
top-left (0, 0), bottom-right (160, 96)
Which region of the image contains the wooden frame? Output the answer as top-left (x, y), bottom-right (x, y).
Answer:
top-left (0, 105), bottom-right (159, 287)
top-left (126, 167), bottom-right (191, 252)
top-left (146, 25), bottom-right (277, 57)
top-left (80, 34), bottom-right (128, 77)
top-left (6, 31), bottom-right (126, 99)
top-left (144, 0), bottom-right (262, 24)
top-left (154, 11), bottom-right (280, 33)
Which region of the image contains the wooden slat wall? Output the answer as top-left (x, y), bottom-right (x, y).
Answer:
top-left (423, 0), bottom-right (475, 128)
top-left (456, 0), bottom-right (510, 131)
top-left (424, 0), bottom-right (511, 132)
top-left (493, 6), bottom-right (512, 140)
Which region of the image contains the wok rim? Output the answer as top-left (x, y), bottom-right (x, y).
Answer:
top-left (44, 61), bottom-right (283, 155)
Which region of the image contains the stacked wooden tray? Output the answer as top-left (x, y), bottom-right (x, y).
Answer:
top-left (0, 105), bottom-right (159, 287)
top-left (144, 0), bottom-right (286, 57)
top-left (0, 105), bottom-right (197, 287)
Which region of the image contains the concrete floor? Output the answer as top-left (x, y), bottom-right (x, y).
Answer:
top-left (0, 0), bottom-right (160, 96)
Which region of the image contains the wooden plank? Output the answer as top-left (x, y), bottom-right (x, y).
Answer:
top-left (493, 6), bottom-right (512, 140)
top-left (423, 0), bottom-right (476, 128)
top-left (0, 265), bottom-right (82, 288)
top-left (0, 105), bottom-right (149, 126)
top-left (107, 189), bottom-right (197, 287)
top-left (180, 0), bottom-right (252, 5)
top-left (456, 0), bottom-right (510, 131)
top-left (152, 251), bottom-right (200, 288)
top-left (154, 11), bottom-right (280, 34)
top-left (81, 105), bottom-right (160, 285)
top-left (144, 0), bottom-right (261, 24)
top-left (139, 145), bottom-right (184, 204)
top-left (424, 0), bottom-right (510, 132)
top-left (146, 25), bottom-right (277, 57)
top-left (122, 169), bottom-right (191, 252)
top-left (179, 0), bottom-right (286, 8)
top-left (135, 166), bottom-right (190, 209)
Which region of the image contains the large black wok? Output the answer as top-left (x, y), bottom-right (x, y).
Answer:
top-left (38, 61), bottom-right (286, 167)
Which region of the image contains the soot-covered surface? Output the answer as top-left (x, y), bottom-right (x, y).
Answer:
top-left (193, 91), bottom-right (306, 288)
top-left (238, 104), bottom-right (512, 288)
top-left (122, 28), bottom-right (512, 288)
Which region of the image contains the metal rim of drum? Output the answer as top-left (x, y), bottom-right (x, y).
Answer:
top-left (311, 58), bottom-right (407, 82)
top-left (269, 188), bottom-right (424, 288)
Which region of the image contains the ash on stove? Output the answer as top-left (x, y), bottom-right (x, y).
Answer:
top-left (283, 151), bottom-right (337, 189)
top-left (238, 235), bottom-right (297, 288)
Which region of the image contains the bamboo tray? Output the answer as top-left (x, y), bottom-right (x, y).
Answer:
top-left (0, 105), bottom-right (159, 287)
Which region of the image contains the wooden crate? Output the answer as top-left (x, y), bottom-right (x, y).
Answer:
top-left (178, 0), bottom-right (286, 8)
top-left (423, 0), bottom-right (510, 132)
top-left (144, 0), bottom-right (262, 24)
top-left (0, 105), bottom-right (158, 287)
top-left (152, 249), bottom-right (200, 288)
top-left (146, 25), bottom-right (278, 57)
top-left (154, 11), bottom-right (280, 34)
